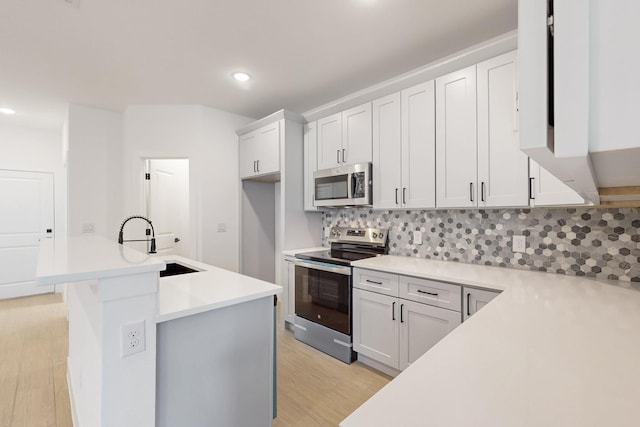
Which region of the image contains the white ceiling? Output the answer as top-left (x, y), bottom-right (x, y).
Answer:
top-left (0, 0), bottom-right (517, 130)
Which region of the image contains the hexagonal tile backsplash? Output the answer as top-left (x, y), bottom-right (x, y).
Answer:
top-left (322, 207), bottom-right (640, 282)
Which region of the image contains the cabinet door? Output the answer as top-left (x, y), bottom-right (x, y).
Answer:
top-left (463, 287), bottom-right (500, 321)
top-left (239, 130), bottom-right (258, 179)
top-left (436, 65), bottom-right (478, 208)
top-left (256, 122), bottom-right (280, 176)
top-left (399, 300), bottom-right (461, 370)
top-left (342, 102), bottom-right (372, 166)
top-left (317, 112), bottom-right (342, 169)
top-left (303, 122), bottom-right (318, 211)
top-left (402, 80), bottom-right (436, 209)
top-left (353, 288), bottom-right (399, 369)
top-left (373, 93), bottom-right (402, 209)
top-left (529, 159), bottom-right (585, 206)
top-left (477, 51), bottom-right (529, 208)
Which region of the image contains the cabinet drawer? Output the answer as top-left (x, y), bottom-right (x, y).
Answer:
top-left (399, 276), bottom-right (461, 312)
top-left (353, 269), bottom-right (399, 297)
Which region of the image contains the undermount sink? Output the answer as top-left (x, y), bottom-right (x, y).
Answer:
top-left (160, 262), bottom-right (199, 278)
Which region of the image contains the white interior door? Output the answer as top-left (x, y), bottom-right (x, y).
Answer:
top-left (0, 170), bottom-right (54, 299)
top-left (147, 159), bottom-right (190, 257)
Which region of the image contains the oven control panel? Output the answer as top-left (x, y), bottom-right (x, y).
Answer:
top-left (329, 227), bottom-right (388, 245)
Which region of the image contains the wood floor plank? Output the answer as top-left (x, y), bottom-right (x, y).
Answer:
top-left (0, 294), bottom-right (391, 427)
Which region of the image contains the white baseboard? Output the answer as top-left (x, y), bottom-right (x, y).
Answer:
top-left (356, 354), bottom-right (401, 378)
top-left (67, 359), bottom-right (80, 427)
top-left (0, 281), bottom-right (54, 300)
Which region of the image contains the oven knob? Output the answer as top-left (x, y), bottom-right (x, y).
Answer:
top-left (372, 232), bottom-right (377, 239)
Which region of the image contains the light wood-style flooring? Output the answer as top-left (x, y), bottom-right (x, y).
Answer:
top-left (0, 294), bottom-right (390, 427)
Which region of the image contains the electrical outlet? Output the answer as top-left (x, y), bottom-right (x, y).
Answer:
top-left (82, 223), bottom-right (95, 234)
top-left (512, 235), bottom-right (526, 253)
top-left (413, 231), bottom-right (423, 245)
top-left (122, 320), bottom-right (145, 357)
top-left (217, 223), bottom-right (227, 232)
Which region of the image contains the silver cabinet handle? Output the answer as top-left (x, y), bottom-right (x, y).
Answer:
top-left (481, 182), bottom-right (485, 202)
top-left (395, 188), bottom-right (399, 205)
top-left (402, 187), bottom-right (407, 204)
top-left (417, 289), bottom-right (438, 296)
top-left (470, 182), bottom-right (474, 202)
top-left (400, 303), bottom-right (404, 323)
top-left (337, 149), bottom-right (340, 164)
top-left (342, 149), bottom-right (346, 164)
top-left (392, 301), bottom-right (396, 320)
top-left (256, 159), bottom-right (259, 172)
top-left (366, 279), bottom-right (383, 285)
top-left (253, 160), bottom-right (256, 172)
top-left (467, 292), bottom-right (471, 317)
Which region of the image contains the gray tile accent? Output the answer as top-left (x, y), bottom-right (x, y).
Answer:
top-left (322, 207), bottom-right (640, 282)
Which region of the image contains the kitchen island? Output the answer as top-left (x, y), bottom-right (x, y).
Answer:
top-left (341, 256), bottom-right (640, 427)
top-left (36, 236), bottom-right (281, 427)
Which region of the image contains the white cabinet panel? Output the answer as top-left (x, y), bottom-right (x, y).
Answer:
top-left (436, 65), bottom-right (478, 208)
top-left (342, 102), bottom-right (372, 166)
top-left (529, 159), bottom-right (585, 206)
top-left (303, 122), bottom-right (318, 211)
top-left (462, 286), bottom-right (500, 321)
top-left (402, 81), bottom-right (436, 209)
top-left (239, 122), bottom-right (280, 179)
top-left (399, 300), bottom-right (461, 370)
top-left (353, 288), bottom-right (399, 369)
top-left (399, 275), bottom-right (461, 312)
top-left (239, 131), bottom-right (258, 179)
top-left (373, 93), bottom-right (402, 209)
top-left (477, 51), bottom-right (529, 207)
top-left (256, 122), bottom-right (280, 176)
top-left (317, 113), bottom-right (342, 169)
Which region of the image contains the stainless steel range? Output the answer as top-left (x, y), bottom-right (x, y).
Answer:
top-left (293, 227), bottom-right (388, 363)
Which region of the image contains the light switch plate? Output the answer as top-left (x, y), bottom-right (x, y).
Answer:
top-left (413, 231), bottom-right (423, 245)
top-left (512, 235), bottom-right (526, 253)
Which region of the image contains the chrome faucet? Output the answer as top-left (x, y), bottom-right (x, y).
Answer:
top-left (118, 215), bottom-right (157, 254)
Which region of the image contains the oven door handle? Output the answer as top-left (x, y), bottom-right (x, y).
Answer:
top-left (292, 259), bottom-right (352, 276)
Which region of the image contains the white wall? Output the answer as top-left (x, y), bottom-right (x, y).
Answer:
top-left (0, 122), bottom-right (66, 237)
top-left (123, 105), bottom-right (252, 271)
top-left (66, 104), bottom-right (123, 239)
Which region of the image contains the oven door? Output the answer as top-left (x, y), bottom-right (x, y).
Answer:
top-left (294, 260), bottom-right (352, 335)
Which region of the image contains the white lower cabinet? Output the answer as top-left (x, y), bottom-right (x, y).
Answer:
top-left (353, 268), bottom-right (462, 371)
top-left (462, 286), bottom-right (500, 321)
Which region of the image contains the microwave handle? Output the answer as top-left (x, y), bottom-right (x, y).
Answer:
top-left (348, 173), bottom-right (354, 199)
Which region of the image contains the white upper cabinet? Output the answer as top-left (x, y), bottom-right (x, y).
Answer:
top-left (529, 159), bottom-right (585, 206)
top-left (303, 122), bottom-right (318, 211)
top-left (317, 112), bottom-right (342, 169)
top-left (373, 93), bottom-right (402, 209)
top-left (239, 121), bottom-right (280, 179)
top-left (477, 50), bottom-right (529, 207)
top-left (342, 102), bottom-right (373, 166)
top-left (317, 102), bottom-right (372, 170)
top-left (373, 82), bottom-right (436, 210)
top-left (402, 81), bottom-right (436, 209)
top-left (436, 65), bottom-right (478, 208)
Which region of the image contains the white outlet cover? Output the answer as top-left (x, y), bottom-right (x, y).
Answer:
top-left (122, 320), bottom-right (146, 357)
top-left (413, 231), bottom-right (423, 245)
top-left (512, 235), bottom-right (526, 253)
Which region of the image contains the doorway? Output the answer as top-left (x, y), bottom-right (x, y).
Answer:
top-left (144, 159), bottom-right (190, 257)
top-left (0, 169), bottom-right (55, 299)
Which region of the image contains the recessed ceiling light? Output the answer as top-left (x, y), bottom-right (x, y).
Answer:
top-left (232, 72), bottom-right (251, 82)
top-left (0, 108), bottom-right (15, 115)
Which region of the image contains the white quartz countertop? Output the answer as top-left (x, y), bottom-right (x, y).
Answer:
top-left (342, 256), bottom-right (640, 427)
top-left (282, 246), bottom-right (326, 257)
top-left (36, 236), bottom-right (165, 285)
top-left (156, 256), bottom-right (281, 323)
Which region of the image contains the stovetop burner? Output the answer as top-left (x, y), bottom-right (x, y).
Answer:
top-left (295, 227), bottom-right (388, 266)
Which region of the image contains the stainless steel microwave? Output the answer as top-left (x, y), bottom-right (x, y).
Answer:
top-left (313, 163), bottom-right (372, 207)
